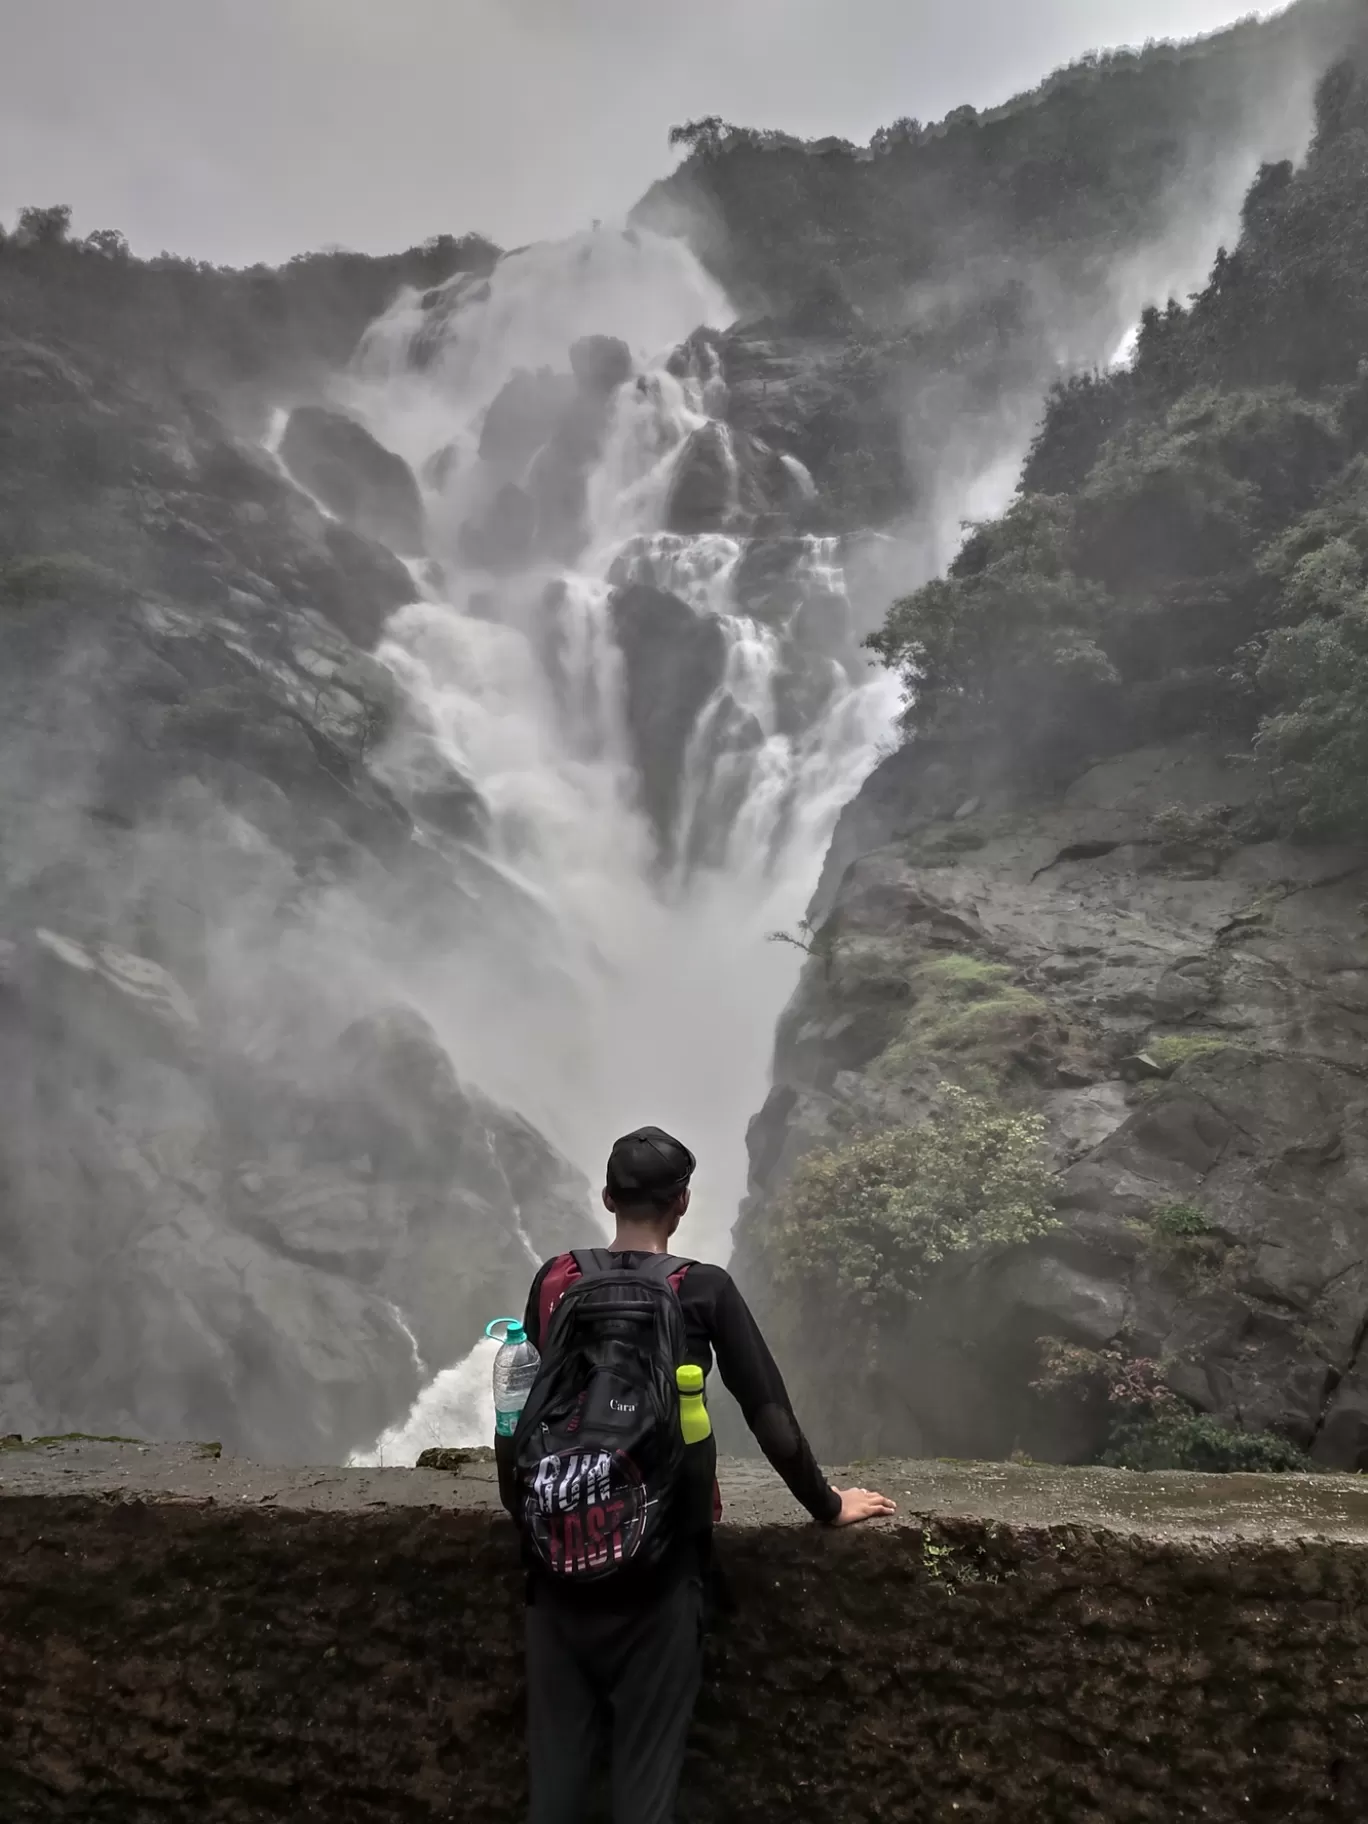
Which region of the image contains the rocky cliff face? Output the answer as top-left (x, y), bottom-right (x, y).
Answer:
top-left (735, 736), bottom-right (1368, 1468)
top-left (0, 258), bottom-right (591, 1463)
top-left (734, 35), bottom-right (1368, 1476)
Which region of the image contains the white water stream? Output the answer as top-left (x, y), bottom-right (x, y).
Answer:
top-left (340, 229), bottom-right (900, 1463)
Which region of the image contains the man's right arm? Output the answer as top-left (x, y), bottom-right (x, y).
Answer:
top-left (703, 1269), bottom-right (896, 1527)
top-left (699, 1267), bottom-right (846, 1524)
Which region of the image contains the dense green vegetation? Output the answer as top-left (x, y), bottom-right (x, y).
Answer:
top-left (770, 1087), bottom-right (1059, 1328)
top-left (639, 2), bottom-right (1360, 321)
top-left (1033, 1340), bottom-right (1315, 1473)
top-left (1102, 1407), bottom-right (1313, 1473)
top-left (0, 207), bottom-right (498, 394)
top-left (869, 46), bottom-right (1368, 838)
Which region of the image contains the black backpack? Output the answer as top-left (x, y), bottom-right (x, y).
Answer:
top-left (512, 1248), bottom-right (693, 1585)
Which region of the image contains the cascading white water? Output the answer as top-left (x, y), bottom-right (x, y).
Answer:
top-left (342, 229), bottom-right (900, 1463)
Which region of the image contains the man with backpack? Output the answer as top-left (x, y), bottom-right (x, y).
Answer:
top-left (499, 1124), bottom-right (896, 1824)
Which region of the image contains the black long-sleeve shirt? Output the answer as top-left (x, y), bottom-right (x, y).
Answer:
top-left (522, 1251), bottom-right (841, 1526)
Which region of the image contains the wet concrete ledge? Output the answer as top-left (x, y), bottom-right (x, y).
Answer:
top-left (3, 1441), bottom-right (1368, 1820)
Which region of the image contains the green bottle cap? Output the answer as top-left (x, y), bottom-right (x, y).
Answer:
top-left (485, 1317), bottom-right (527, 1345)
top-left (676, 1364), bottom-right (704, 1393)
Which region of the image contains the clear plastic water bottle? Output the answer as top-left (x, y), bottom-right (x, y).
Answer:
top-left (485, 1317), bottom-right (540, 1438)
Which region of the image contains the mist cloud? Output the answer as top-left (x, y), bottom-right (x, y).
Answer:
top-left (0, 0), bottom-right (1278, 265)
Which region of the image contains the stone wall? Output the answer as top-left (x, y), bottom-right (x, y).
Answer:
top-left (3, 1442), bottom-right (1368, 1821)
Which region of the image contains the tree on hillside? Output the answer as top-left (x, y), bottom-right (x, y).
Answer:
top-left (84, 228), bottom-right (130, 260)
top-left (867, 39), bottom-right (1368, 838)
top-left (16, 204), bottom-right (71, 246)
top-left (668, 116), bottom-right (728, 156)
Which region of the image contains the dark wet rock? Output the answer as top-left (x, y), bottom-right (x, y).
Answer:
top-left (714, 325), bottom-right (909, 530)
top-left (387, 734), bottom-right (489, 845)
top-left (459, 481), bottom-right (536, 572)
top-left (468, 389), bottom-right (616, 568)
top-left (569, 334), bottom-right (632, 395)
top-left (663, 421), bottom-right (797, 536)
top-left (478, 368), bottom-right (577, 467)
top-left (665, 422), bottom-right (739, 533)
top-left (526, 433), bottom-right (593, 563)
top-left (607, 584), bottom-right (727, 860)
top-left (732, 536), bottom-right (814, 625)
top-left (466, 346), bottom-right (626, 565)
top-left (279, 406), bottom-right (426, 557)
top-left (422, 443), bottom-right (460, 491)
top-left (416, 1444), bottom-right (495, 1469)
top-left (772, 652), bottom-right (841, 741)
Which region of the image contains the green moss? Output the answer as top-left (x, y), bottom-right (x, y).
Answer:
top-left (917, 955), bottom-right (1013, 992)
top-left (0, 552), bottom-right (127, 606)
top-left (1151, 1201), bottom-right (1211, 1237)
top-left (1147, 802), bottom-right (1235, 854)
top-left (1146, 1032), bottom-right (1244, 1073)
top-left (1102, 1410), bottom-right (1313, 1473)
top-left (932, 825), bottom-right (989, 853)
top-left (918, 989), bottom-right (1048, 1051)
top-left (906, 824), bottom-right (992, 866)
top-left (0, 1431), bottom-right (143, 1450)
top-left (876, 953), bottom-right (1048, 1083)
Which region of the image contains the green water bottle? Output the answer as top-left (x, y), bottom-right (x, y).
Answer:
top-left (676, 1364), bottom-right (711, 1445)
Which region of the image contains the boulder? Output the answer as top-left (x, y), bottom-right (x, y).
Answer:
top-left (478, 368), bottom-right (577, 468)
top-left (569, 335), bottom-right (632, 395)
top-left (280, 406), bottom-right (426, 556)
top-left (664, 423), bottom-right (803, 537)
top-left (467, 348), bottom-right (624, 564)
top-left (526, 436), bottom-right (593, 563)
top-left (459, 482), bottom-right (535, 572)
top-left (665, 422), bottom-right (740, 534)
top-left (732, 537), bottom-right (813, 625)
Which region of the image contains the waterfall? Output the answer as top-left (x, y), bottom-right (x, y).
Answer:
top-left (350, 1336), bottom-right (498, 1467)
top-left (335, 229), bottom-right (899, 1461)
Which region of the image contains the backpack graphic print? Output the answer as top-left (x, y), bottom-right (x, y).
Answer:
top-left (512, 1249), bottom-right (691, 1584)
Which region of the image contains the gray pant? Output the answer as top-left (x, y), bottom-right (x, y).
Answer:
top-left (524, 1575), bottom-right (704, 1824)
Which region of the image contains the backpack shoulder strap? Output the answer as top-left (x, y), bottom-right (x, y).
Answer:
top-left (537, 1253), bottom-right (581, 1338)
top-left (570, 1247), bottom-right (616, 1282)
top-left (641, 1253), bottom-right (693, 1287)
top-left (569, 1250), bottom-right (692, 1283)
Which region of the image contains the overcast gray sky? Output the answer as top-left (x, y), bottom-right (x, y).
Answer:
top-left (0, 1), bottom-right (1277, 267)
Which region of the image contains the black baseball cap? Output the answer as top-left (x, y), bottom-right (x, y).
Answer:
top-left (605, 1126), bottom-right (696, 1200)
